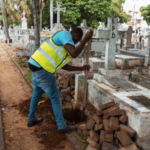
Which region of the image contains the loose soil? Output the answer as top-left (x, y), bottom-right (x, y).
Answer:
top-left (18, 97), bottom-right (87, 149)
top-left (0, 41), bottom-right (74, 150)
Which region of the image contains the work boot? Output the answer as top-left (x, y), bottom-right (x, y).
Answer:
top-left (57, 126), bottom-right (76, 134)
top-left (27, 118), bottom-right (43, 127)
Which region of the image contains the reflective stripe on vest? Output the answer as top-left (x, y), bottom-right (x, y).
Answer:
top-left (31, 38), bottom-right (70, 73)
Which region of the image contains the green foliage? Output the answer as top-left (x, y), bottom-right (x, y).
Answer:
top-left (43, 0), bottom-right (130, 29)
top-left (5, 0), bottom-right (33, 26)
top-left (25, 72), bottom-right (32, 82)
top-left (140, 5), bottom-right (150, 25)
top-left (42, 93), bottom-right (49, 98)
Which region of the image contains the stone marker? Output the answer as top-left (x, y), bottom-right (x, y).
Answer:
top-left (100, 101), bottom-right (115, 110)
top-left (136, 137), bottom-right (150, 150)
top-left (99, 130), bottom-right (105, 145)
top-left (94, 124), bottom-right (103, 131)
top-left (93, 115), bottom-right (102, 124)
top-left (120, 124), bottom-right (136, 138)
top-left (109, 117), bottom-right (119, 130)
top-left (101, 142), bottom-right (117, 150)
top-left (119, 115), bottom-right (128, 124)
top-left (86, 119), bottom-right (96, 130)
top-left (86, 144), bottom-right (97, 150)
top-left (87, 137), bottom-right (100, 150)
top-left (89, 130), bottom-right (99, 142)
top-left (116, 131), bottom-right (133, 147)
top-left (102, 105), bottom-right (118, 115)
top-left (103, 119), bottom-right (114, 134)
top-left (105, 134), bottom-right (114, 143)
top-left (107, 109), bottom-right (125, 117)
top-left (118, 143), bottom-right (138, 150)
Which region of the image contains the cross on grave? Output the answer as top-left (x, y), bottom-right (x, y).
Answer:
top-left (144, 32), bottom-right (150, 66)
top-left (50, 0), bottom-right (66, 33)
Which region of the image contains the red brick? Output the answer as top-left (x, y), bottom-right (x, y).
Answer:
top-left (116, 131), bottom-right (133, 147)
top-left (136, 137), bottom-right (150, 150)
top-left (79, 124), bottom-right (87, 130)
top-left (102, 105), bottom-right (118, 115)
top-left (96, 110), bottom-right (103, 116)
top-left (86, 119), bottom-right (95, 130)
top-left (89, 130), bottom-right (99, 142)
top-left (103, 115), bottom-right (109, 119)
top-left (109, 117), bottom-right (119, 130)
top-left (65, 95), bottom-right (72, 102)
top-left (120, 124), bottom-right (136, 138)
top-left (101, 142), bottom-right (117, 150)
top-left (87, 137), bottom-right (100, 150)
top-left (61, 87), bottom-right (70, 95)
top-left (94, 124), bottom-right (103, 131)
top-left (83, 130), bottom-right (90, 136)
top-left (119, 115), bottom-right (128, 124)
top-left (100, 101), bottom-right (115, 110)
top-left (105, 134), bottom-right (114, 143)
top-left (99, 130), bottom-right (105, 145)
top-left (118, 143), bottom-right (138, 150)
top-left (103, 119), bottom-right (114, 134)
top-left (107, 109), bottom-right (125, 117)
top-left (93, 115), bottom-right (102, 124)
top-left (63, 78), bottom-right (69, 88)
top-left (78, 128), bottom-right (83, 136)
top-left (86, 144), bottom-right (97, 150)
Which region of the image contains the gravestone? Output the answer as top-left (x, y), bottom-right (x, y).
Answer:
top-left (122, 26), bottom-right (134, 50)
top-left (144, 32), bottom-right (150, 66)
top-left (21, 10), bottom-right (27, 30)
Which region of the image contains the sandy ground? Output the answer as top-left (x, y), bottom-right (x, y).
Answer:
top-left (0, 44), bottom-right (73, 150)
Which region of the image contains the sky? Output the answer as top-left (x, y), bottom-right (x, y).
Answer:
top-left (124, 0), bottom-right (150, 7)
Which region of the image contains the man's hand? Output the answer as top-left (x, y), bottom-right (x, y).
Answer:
top-left (84, 29), bottom-right (93, 41)
top-left (82, 65), bottom-right (90, 71)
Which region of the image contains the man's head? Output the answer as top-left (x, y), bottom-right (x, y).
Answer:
top-left (71, 27), bottom-right (83, 44)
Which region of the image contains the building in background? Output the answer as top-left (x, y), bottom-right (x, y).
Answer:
top-left (123, 4), bottom-right (148, 30)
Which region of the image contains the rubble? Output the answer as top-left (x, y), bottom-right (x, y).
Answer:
top-left (77, 101), bottom-right (150, 150)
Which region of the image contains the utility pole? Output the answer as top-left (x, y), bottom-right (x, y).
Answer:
top-left (1, 0), bottom-right (10, 43)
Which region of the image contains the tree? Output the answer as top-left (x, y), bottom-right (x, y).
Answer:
top-left (1, 0), bottom-right (10, 42)
top-left (140, 5), bottom-right (150, 25)
top-left (32, 0), bottom-right (40, 49)
top-left (110, 0), bottom-right (131, 23)
top-left (5, 0), bottom-right (33, 26)
top-left (39, 0), bottom-right (43, 31)
top-left (42, 0), bottom-right (130, 29)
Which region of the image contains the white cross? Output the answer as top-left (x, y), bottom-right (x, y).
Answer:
top-left (50, 0), bottom-right (66, 33)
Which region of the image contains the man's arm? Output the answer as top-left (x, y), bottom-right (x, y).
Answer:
top-left (64, 31), bottom-right (93, 58)
top-left (62, 64), bottom-right (90, 71)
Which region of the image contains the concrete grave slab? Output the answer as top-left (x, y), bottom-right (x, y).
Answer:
top-left (115, 54), bottom-right (144, 69)
top-left (87, 79), bottom-right (150, 142)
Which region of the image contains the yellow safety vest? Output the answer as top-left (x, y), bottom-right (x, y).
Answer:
top-left (31, 35), bottom-right (70, 74)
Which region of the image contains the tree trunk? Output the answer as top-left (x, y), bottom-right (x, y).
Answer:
top-left (1, 0), bottom-right (10, 43)
top-left (40, 9), bottom-right (42, 32)
top-left (32, 0), bottom-right (40, 50)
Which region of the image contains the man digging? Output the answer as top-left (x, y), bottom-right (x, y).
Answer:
top-left (28, 27), bottom-right (93, 134)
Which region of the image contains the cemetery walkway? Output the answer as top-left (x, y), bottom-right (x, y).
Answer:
top-left (0, 45), bottom-right (48, 150)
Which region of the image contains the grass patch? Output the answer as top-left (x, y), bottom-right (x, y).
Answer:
top-left (65, 102), bottom-right (72, 109)
top-left (73, 131), bottom-right (88, 148)
top-left (25, 72), bottom-right (32, 82)
top-left (42, 93), bottom-right (49, 99)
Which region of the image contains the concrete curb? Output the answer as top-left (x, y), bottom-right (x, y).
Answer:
top-left (0, 92), bottom-right (5, 150)
top-left (66, 133), bottom-right (85, 150)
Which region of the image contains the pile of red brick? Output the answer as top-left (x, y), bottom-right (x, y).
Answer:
top-left (55, 73), bottom-right (75, 102)
top-left (78, 101), bottom-right (150, 150)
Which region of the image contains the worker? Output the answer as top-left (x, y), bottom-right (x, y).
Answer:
top-left (28, 27), bottom-right (93, 134)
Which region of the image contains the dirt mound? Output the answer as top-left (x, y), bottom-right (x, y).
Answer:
top-left (18, 98), bottom-right (86, 149)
